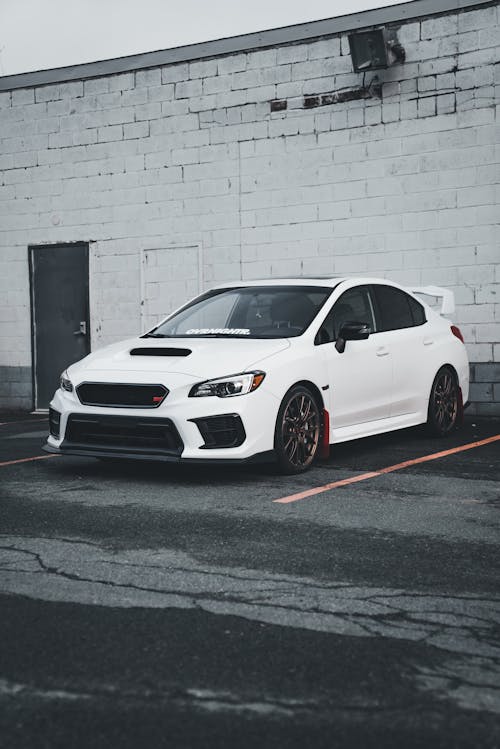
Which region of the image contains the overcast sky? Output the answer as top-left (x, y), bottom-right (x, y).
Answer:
top-left (0, 0), bottom-right (405, 77)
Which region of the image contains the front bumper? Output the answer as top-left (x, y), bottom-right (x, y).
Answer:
top-left (45, 383), bottom-right (280, 464)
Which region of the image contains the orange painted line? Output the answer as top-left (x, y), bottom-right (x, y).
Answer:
top-left (0, 454), bottom-right (59, 468)
top-left (274, 433), bottom-right (500, 505)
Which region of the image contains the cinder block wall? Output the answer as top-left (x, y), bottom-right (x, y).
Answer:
top-left (0, 3), bottom-right (499, 412)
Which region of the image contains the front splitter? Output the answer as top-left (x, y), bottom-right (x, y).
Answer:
top-left (43, 442), bottom-right (275, 466)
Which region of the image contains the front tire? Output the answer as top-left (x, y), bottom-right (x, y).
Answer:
top-left (427, 366), bottom-right (459, 437)
top-left (274, 386), bottom-right (321, 474)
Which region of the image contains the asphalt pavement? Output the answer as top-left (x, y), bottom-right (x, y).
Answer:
top-left (0, 412), bottom-right (499, 748)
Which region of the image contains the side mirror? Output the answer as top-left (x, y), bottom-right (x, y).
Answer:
top-left (335, 322), bottom-right (371, 353)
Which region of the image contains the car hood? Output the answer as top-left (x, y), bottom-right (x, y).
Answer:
top-left (67, 337), bottom-right (291, 383)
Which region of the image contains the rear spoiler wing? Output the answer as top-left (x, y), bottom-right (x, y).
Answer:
top-left (410, 286), bottom-right (455, 316)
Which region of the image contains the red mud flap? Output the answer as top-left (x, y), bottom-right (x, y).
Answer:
top-left (320, 408), bottom-right (330, 459)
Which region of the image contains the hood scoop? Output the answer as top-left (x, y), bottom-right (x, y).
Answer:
top-left (130, 347), bottom-right (192, 357)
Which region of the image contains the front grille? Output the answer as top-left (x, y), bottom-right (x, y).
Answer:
top-left (64, 414), bottom-right (183, 456)
top-left (77, 382), bottom-right (168, 408)
top-left (190, 414), bottom-right (246, 449)
top-left (49, 407), bottom-right (61, 438)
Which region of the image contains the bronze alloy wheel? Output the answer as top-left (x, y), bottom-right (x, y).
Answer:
top-left (427, 366), bottom-right (459, 437)
top-left (275, 386), bottom-right (321, 474)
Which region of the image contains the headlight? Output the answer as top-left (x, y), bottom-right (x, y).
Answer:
top-left (189, 371), bottom-right (265, 398)
top-left (60, 370), bottom-right (73, 392)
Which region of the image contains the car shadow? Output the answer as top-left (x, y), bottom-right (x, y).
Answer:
top-left (41, 416), bottom-right (489, 486)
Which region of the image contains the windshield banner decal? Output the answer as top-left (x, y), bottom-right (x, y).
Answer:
top-left (185, 328), bottom-right (251, 335)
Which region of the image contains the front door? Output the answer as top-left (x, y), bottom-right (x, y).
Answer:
top-left (326, 336), bottom-right (393, 431)
top-left (318, 285), bottom-right (393, 431)
top-left (30, 243), bottom-right (90, 410)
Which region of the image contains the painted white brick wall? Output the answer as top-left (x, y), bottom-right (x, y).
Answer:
top-left (0, 4), bottom-right (499, 411)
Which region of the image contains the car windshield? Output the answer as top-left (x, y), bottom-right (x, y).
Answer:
top-left (144, 286), bottom-right (333, 339)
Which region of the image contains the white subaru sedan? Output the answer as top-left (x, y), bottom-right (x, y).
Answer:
top-left (45, 278), bottom-right (469, 473)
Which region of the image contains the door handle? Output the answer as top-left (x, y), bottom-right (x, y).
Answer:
top-left (423, 338), bottom-right (434, 346)
top-left (73, 321), bottom-right (87, 336)
top-left (376, 347), bottom-right (389, 357)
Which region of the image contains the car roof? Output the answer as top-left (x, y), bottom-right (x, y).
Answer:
top-left (212, 277), bottom-right (407, 290)
top-left (212, 277), bottom-right (343, 289)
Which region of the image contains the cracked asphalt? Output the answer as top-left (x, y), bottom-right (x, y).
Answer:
top-left (0, 413), bottom-right (499, 748)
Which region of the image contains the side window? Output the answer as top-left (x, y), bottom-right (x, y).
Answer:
top-left (373, 285), bottom-right (425, 332)
top-left (407, 295), bottom-right (426, 326)
top-left (315, 286), bottom-right (376, 344)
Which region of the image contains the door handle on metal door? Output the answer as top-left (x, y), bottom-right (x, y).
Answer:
top-left (423, 338), bottom-right (434, 346)
top-left (73, 321), bottom-right (87, 336)
top-left (376, 347), bottom-right (389, 357)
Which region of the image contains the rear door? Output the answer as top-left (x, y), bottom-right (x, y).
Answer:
top-left (371, 284), bottom-right (428, 418)
top-left (30, 243), bottom-right (90, 410)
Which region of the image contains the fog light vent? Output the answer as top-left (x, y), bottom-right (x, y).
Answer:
top-left (49, 408), bottom-right (61, 439)
top-left (190, 414), bottom-right (246, 449)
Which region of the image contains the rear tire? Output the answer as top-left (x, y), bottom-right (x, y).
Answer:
top-left (274, 385), bottom-right (321, 474)
top-left (427, 366), bottom-right (459, 437)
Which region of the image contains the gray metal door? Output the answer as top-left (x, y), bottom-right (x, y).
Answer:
top-left (30, 243), bottom-right (90, 410)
